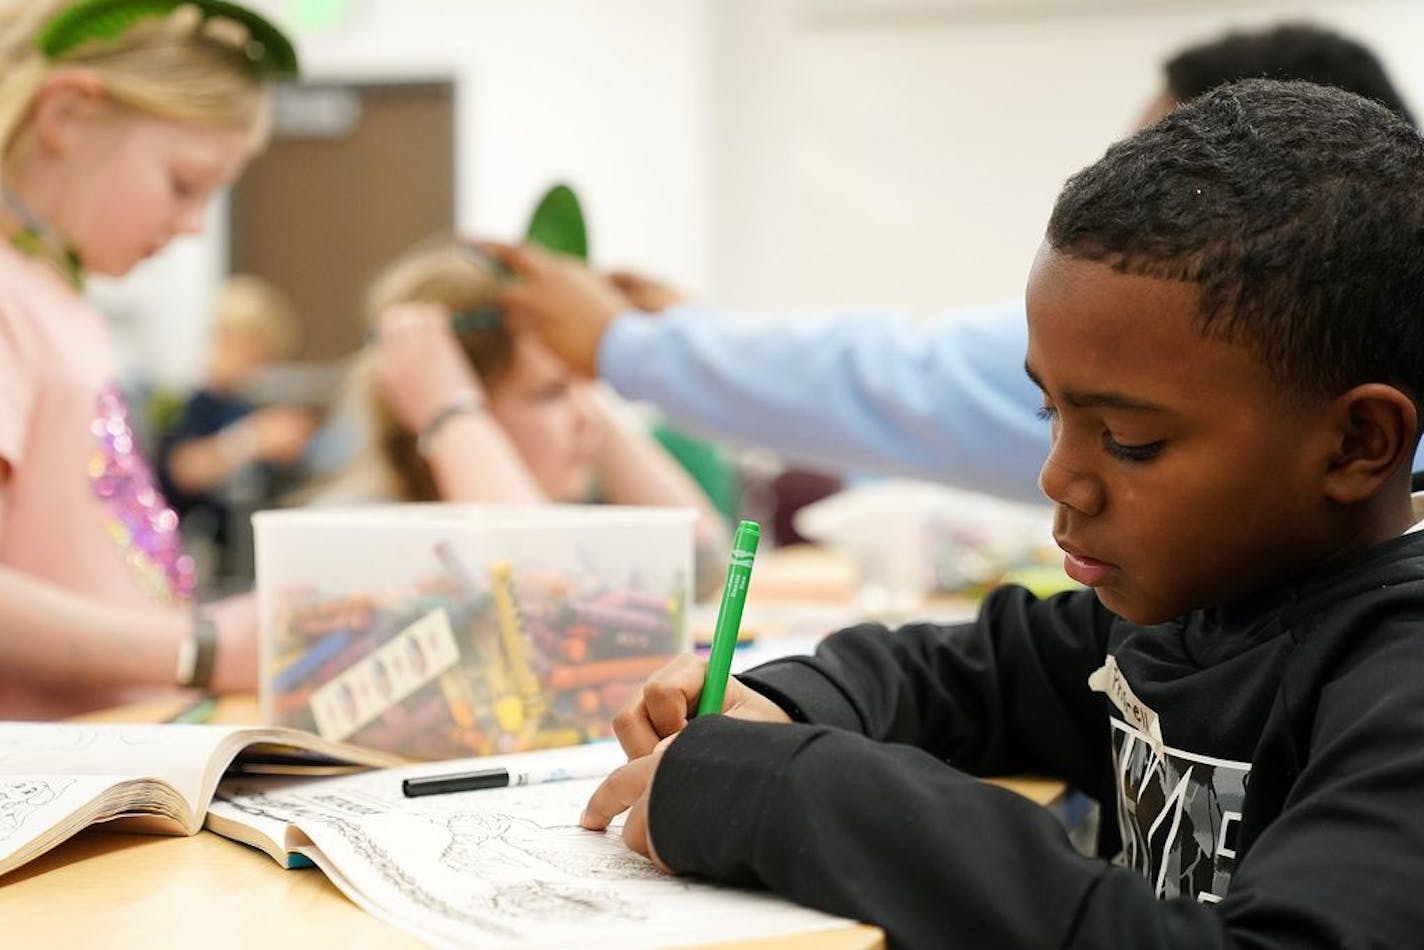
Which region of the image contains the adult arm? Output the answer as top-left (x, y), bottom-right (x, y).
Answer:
top-left (600, 302), bottom-right (1049, 501)
top-left (492, 243), bottom-right (1051, 502)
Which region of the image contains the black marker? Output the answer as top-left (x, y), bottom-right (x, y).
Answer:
top-left (401, 760), bottom-right (609, 798)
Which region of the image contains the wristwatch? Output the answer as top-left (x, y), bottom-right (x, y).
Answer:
top-left (176, 604), bottom-right (219, 689)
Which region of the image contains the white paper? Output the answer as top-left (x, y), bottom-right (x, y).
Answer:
top-left (211, 743), bottom-right (853, 948)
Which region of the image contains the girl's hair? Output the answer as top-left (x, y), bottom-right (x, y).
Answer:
top-left (363, 240), bottom-right (509, 502)
top-left (0, 1), bottom-right (272, 164)
top-left (216, 273), bottom-right (300, 360)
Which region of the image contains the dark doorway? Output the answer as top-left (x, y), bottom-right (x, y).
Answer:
top-left (229, 80), bottom-right (456, 360)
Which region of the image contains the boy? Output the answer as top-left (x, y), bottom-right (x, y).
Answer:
top-left (580, 80), bottom-right (1424, 947)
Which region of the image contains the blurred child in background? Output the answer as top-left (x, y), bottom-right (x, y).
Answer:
top-left (317, 239), bottom-right (729, 597)
top-left (0, 0), bottom-right (297, 717)
top-left (158, 274), bottom-right (317, 589)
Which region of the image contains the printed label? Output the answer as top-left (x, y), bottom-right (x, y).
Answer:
top-left (310, 608), bottom-right (461, 740)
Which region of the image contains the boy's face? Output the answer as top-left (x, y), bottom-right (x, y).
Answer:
top-left (1025, 245), bottom-right (1338, 624)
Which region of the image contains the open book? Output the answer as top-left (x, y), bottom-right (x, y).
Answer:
top-left (0, 721), bottom-right (398, 877)
top-left (207, 742), bottom-right (855, 949)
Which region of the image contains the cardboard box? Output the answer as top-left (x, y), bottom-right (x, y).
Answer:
top-left (255, 504), bottom-right (694, 759)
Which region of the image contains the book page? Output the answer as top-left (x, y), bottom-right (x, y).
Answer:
top-left (0, 722), bottom-right (258, 813)
top-left (0, 773), bottom-right (135, 874)
top-left (211, 745), bottom-right (852, 949)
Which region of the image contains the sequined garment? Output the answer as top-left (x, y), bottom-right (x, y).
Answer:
top-left (88, 384), bottom-right (195, 603)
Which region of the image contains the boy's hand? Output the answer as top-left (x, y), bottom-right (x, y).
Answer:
top-left (612, 653), bottom-right (791, 759)
top-left (484, 241), bottom-right (630, 377)
top-left (373, 302), bottom-right (486, 435)
top-left (580, 735), bottom-right (674, 871)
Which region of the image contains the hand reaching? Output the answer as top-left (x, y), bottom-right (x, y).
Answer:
top-left (484, 241), bottom-right (631, 377)
top-left (606, 270), bottom-right (685, 313)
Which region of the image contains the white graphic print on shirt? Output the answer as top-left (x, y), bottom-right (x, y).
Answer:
top-left (1109, 717), bottom-right (1251, 904)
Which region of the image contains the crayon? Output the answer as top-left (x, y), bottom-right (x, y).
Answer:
top-left (547, 654), bottom-right (673, 690)
top-left (572, 602), bottom-right (673, 636)
top-left (270, 629), bottom-right (353, 693)
top-left (490, 561), bottom-right (549, 726)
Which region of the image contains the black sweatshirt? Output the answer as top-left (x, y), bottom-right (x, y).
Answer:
top-left (649, 529), bottom-right (1424, 948)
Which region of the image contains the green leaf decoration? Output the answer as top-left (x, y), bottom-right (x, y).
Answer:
top-left (39, 0), bottom-right (299, 78)
top-left (525, 183), bottom-right (588, 261)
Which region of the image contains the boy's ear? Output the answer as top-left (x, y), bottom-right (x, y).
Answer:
top-left (1322, 383), bottom-right (1418, 504)
top-left (31, 69), bottom-right (105, 155)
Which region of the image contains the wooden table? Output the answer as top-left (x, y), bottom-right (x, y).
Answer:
top-left (0, 696), bottom-right (883, 949)
top-left (6, 548), bottom-right (1064, 949)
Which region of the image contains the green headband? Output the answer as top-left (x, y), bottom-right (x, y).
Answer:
top-left (38, 0), bottom-right (299, 78)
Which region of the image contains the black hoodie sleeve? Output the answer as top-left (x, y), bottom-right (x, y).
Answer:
top-left (738, 584), bottom-right (1116, 790)
top-left (648, 600), bottom-right (1424, 949)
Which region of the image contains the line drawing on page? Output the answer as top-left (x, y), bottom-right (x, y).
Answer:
top-left (0, 779), bottom-right (69, 840)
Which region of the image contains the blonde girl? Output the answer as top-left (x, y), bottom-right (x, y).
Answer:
top-left (0, 0), bottom-right (297, 718)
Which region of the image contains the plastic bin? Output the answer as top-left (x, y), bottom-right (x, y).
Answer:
top-left (255, 504), bottom-right (694, 759)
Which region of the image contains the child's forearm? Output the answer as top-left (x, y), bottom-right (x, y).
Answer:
top-left (593, 398), bottom-right (729, 537)
top-left (164, 425), bottom-right (256, 493)
top-left (0, 565), bottom-right (188, 689)
top-left (422, 410), bottom-right (546, 504)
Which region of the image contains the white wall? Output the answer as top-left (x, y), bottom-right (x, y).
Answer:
top-left (705, 0), bottom-right (1424, 313)
top-left (105, 0), bottom-right (1424, 386)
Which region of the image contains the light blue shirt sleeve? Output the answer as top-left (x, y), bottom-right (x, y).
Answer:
top-left (598, 300), bottom-right (1052, 504)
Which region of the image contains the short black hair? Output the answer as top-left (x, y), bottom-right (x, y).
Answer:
top-left (1047, 79), bottom-right (1424, 420)
top-left (1165, 23), bottom-right (1414, 126)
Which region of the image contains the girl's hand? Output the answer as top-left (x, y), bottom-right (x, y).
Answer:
top-left (612, 653), bottom-right (791, 759)
top-left (373, 303), bottom-right (486, 435)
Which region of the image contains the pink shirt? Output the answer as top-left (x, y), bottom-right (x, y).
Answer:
top-left (0, 244), bottom-right (194, 718)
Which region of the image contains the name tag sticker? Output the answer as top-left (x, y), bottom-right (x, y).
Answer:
top-left (1089, 655), bottom-right (1165, 755)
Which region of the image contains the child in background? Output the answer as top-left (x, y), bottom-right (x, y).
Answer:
top-left (318, 240), bottom-right (729, 597)
top-left (582, 81), bottom-right (1424, 946)
top-left (159, 274), bottom-right (317, 587)
top-left (0, 0), bottom-right (298, 718)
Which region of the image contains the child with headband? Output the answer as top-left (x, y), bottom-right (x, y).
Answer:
top-left (0, 0), bottom-right (298, 718)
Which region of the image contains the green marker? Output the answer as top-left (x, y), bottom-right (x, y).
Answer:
top-left (697, 520), bottom-right (760, 716)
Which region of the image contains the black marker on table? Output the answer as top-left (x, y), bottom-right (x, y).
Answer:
top-left (402, 760), bottom-right (610, 798)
